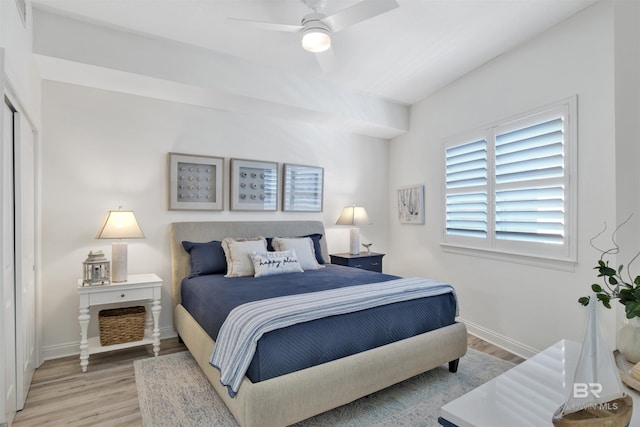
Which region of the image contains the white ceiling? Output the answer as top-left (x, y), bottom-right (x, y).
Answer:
top-left (31, 0), bottom-right (597, 106)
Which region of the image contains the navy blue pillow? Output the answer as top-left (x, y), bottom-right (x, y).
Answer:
top-left (266, 234), bottom-right (325, 264)
top-left (182, 240), bottom-right (226, 277)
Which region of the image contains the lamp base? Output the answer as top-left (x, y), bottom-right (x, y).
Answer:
top-left (111, 241), bottom-right (128, 282)
top-left (349, 227), bottom-right (360, 255)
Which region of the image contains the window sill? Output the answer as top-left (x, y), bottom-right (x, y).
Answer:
top-left (440, 243), bottom-right (577, 272)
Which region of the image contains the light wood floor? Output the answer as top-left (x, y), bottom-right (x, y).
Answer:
top-left (468, 334), bottom-right (525, 364)
top-left (12, 335), bottom-right (524, 427)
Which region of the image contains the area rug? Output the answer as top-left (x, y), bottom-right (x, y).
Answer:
top-left (134, 349), bottom-right (515, 427)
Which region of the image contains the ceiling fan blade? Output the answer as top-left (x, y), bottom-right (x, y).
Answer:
top-left (322, 0), bottom-right (399, 33)
top-left (226, 17), bottom-right (303, 33)
top-left (315, 46), bottom-right (336, 72)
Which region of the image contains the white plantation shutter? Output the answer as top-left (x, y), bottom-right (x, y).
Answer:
top-left (495, 117), bottom-right (566, 244)
top-left (445, 139), bottom-right (488, 238)
top-left (442, 98), bottom-right (576, 262)
top-left (446, 192), bottom-right (488, 238)
top-left (495, 186), bottom-right (565, 243)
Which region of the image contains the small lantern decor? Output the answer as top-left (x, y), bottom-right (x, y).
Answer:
top-left (83, 250), bottom-right (110, 286)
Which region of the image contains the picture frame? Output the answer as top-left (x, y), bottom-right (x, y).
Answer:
top-left (168, 153), bottom-right (224, 211)
top-left (282, 164), bottom-right (324, 212)
top-left (398, 185), bottom-right (425, 224)
top-left (230, 158), bottom-right (278, 211)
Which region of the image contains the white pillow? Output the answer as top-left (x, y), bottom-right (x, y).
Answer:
top-left (250, 250), bottom-right (304, 278)
top-left (221, 237), bottom-right (268, 277)
top-left (272, 237), bottom-right (324, 270)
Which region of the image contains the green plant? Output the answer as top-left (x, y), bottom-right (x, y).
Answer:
top-left (579, 216), bottom-right (640, 319)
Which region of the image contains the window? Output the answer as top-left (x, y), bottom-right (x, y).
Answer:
top-left (443, 97), bottom-right (576, 263)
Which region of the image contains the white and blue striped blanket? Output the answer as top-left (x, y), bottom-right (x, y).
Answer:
top-left (209, 277), bottom-right (457, 397)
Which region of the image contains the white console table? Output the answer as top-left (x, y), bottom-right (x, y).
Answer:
top-left (439, 339), bottom-right (640, 427)
top-left (77, 273), bottom-right (162, 372)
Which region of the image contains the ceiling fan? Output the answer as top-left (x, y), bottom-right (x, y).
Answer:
top-left (227, 0), bottom-right (399, 71)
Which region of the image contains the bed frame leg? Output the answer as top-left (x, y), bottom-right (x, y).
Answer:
top-left (448, 358), bottom-right (459, 373)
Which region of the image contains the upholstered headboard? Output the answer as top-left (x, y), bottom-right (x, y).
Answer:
top-left (169, 221), bottom-right (328, 307)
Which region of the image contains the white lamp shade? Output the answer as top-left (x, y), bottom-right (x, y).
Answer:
top-left (96, 210), bottom-right (144, 239)
top-left (335, 206), bottom-right (372, 226)
top-left (302, 29), bottom-right (331, 53)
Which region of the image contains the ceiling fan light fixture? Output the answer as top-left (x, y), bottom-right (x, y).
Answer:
top-left (302, 27), bottom-right (331, 53)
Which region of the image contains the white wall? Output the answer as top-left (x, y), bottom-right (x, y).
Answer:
top-left (613, 1), bottom-right (640, 330)
top-left (1, 0), bottom-right (40, 123)
top-left (388, 2), bottom-right (620, 357)
top-left (39, 81), bottom-right (391, 359)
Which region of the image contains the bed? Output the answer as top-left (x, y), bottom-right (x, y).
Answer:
top-left (170, 220), bottom-right (467, 427)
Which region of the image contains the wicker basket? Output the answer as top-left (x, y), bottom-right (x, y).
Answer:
top-left (98, 306), bottom-right (146, 346)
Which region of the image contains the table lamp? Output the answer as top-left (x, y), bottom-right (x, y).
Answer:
top-left (335, 205), bottom-right (372, 255)
top-left (96, 207), bottom-right (144, 282)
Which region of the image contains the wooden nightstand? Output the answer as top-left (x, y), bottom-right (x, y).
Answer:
top-left (77, 273), bottom-right (162, 372)
top-left (330, 252), bottom-right (385, 273)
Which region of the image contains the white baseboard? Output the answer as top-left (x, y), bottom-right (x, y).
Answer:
top-left (461, 317), bottom-right (538, 360)
top-left (41, 326), bottom-right (177, 361)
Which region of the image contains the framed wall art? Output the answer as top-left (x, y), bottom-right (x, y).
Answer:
top-left (230, 158), bottom-right (278, 211)
top-left (398, 184), bottom-right (425, 224)
top-left (168, 153), bottom-right (224, 211)
top-left (282, 164), bottom-right (324, 212)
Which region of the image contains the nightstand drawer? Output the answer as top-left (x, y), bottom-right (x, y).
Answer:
top-left (350, 257), bottom-right (383, 272)
top-left (89, 287), bottom-right (154, 305)
top-left (330, 253), bottom-right (385, 273)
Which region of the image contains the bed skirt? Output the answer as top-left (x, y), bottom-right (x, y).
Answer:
top-left (174, 303), bottom-right (468, 427)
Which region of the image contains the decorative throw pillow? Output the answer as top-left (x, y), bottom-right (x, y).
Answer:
top-left (221, 237), bottom-right (268, 277)
top-left (250, 250), bottom-right (304, 278)
top-left (272, 237), bottom-right (324, 270)
top-left (266, 233), bottom-right (325, 264)
top-left (182, 240), bottom-right (226, 277)
top-left (304, 233), bottom-right (326, 264)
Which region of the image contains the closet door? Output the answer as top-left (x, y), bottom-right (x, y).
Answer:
top-left (2, 99), bottom-right (17, 425)
top-left (14, 108), bottom-right (35, 410)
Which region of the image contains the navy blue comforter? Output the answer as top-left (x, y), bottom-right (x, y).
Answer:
top-left (181, 264), bottom-right (457, 382)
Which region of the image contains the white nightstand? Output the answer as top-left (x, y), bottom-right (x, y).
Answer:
top-left (77, 273), bottom-right (162, 372)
